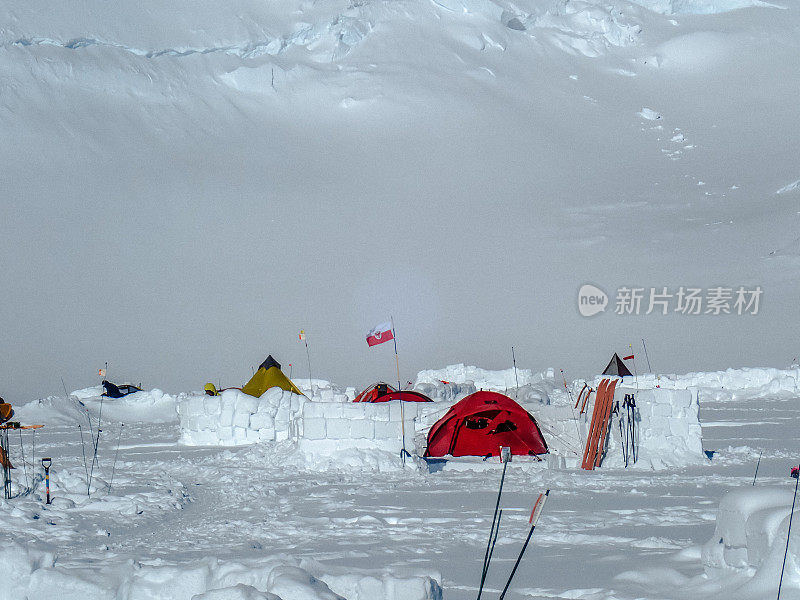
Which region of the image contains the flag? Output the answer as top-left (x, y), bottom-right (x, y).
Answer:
top-left (366, 321), bottom-right (394, 347)
top-left (623, 354), bottom-right (634, 361)
top-left (298, 330), bottom-right (305, 341)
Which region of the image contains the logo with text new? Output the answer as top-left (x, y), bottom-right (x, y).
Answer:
top-left (578, 284), bottom-right (608, 317)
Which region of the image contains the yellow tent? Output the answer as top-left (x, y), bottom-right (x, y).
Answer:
top-left (241, 355), bottom-right (303, 398)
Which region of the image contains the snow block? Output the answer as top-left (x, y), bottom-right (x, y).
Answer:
top-left (325, 418), bottom-right (351, 439)
top-left (303, 402), bottom-right (327, 419)
top-left (342, 403), bottom-right (366, 419)
top-left (188, 396), bottom-right (206, 416)
top-left (374, 420), bottom-right (402, 439)
top-left (258, 427), bottom-right (276, 441)
top-left (303, 418), bottom-right (326, 440)
top-left (204, 396), bottom-right (222, 415)
top-left (350, 419), bottom-right (375, 440)
top-left (232, 411), bottom-right (251, 429)
top-left (366, 403), bottom-right (390, 422)
top-left (219, 408), bottom-right (235, 428)
top-left (249, 413), bottom-right (274, 431)
top-left (216, 427), bottom-right (234, 441)
top-left (235, 394), bottom-right (259, 415)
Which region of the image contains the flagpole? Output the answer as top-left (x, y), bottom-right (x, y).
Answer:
top-left (391, 316), bottom-right (407, 465)
top-left (301, 330), bottom-right (313, 398)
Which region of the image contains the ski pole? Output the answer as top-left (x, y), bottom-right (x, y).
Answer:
top-left (562, 370), bottom-right (583, 446)
top-left (777, 466), bottom-right (800, 600)
top-left (18, 429), bottom-right (29, 491)
top-left (108, 424), bottom-right (123, 494)
top-left (498, 490), bottom-right (550, 600)
top-left (477, 450), bottom-right (510, 600)
top-left (484, 509), bottom-right (502, 576)
top-left (78, 425), bottom-right (90, 494)
top-left (753, 450), bottom-right (763, 486)
top-left (476, 509), bottom-right (503, 599)
top-left (41, 457), bottom-right (51, 504)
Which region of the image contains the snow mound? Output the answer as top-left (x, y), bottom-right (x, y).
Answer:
top-left (650, 31), bottom-right (734, 70)
top-left (84, 388), bottom-right (179, 423)
top-left (1, 542), bottom-right (441, 600)
top-left (415, 364), bottom-right (553, 394)
top-left (703, 486), bottom-right (800, 594)
top-left (295, 379), bottom-right (356, 403)
top-left (16, 388), bottom-right (178, 425)
top-left (14, 395), bottom-right (92, 425)
top-left (412, 380), bottom-right (476, 404)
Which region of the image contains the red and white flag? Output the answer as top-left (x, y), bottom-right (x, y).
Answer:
top-left (623, 354), bottom-right (634, 361)
top-left (366, 321), bottom-right (394, 347)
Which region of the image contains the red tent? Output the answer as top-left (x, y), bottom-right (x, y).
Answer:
top-left (354, 382), bottom-right (433, 403)
top-left (424, 391), bottom-right (548, 458)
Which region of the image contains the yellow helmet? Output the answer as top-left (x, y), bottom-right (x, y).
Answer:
top-left (204, 383), bottom-right (218, 396)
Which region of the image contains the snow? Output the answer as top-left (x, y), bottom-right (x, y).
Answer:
top-left (701, 486), bottom-right (800, 597)
top-left (612, 366), bottom-right (800, 398)
top-left (178, 388), bottom-right (304, 446)
top-left (2, 363), bottom-right (800, 599)
top-left (1, 540), bottom-right (441, 600)
top-left (777, 179), bottom-right (800, 194)
top-left (3, 0), bottom-right (800, 594)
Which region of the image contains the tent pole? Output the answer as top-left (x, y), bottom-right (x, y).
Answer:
top-left (512, 347), bottom-right (519, 400)
top-left (641, 338), bottom-right (652, 373)
top-left (391, 317), bottom-right (407, 465)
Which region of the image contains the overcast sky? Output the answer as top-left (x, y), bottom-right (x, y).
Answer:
top-left (2, 0), bottom-right (798, 402)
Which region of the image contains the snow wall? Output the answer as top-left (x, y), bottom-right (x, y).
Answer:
top-left (177, 388), bottom-right (441, 453)
top-left (702, 486), bottom-right (800, 595)
top-left (176, 365), bottom-right (705, 470)
top-left (604, 385), bottom-right (703, 469)
top-left (2, 541), bottom-right (442, 600)
top-left (299, 400), bottom-right (432, 454)
top-left (610, 366), bottom-right (800, 399)
top-left (178, 387), bottom-right (305, 446)
top-left (533, 385), bottom-right (704, 469)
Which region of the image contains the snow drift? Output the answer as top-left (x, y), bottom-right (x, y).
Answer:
top-left (702, 486), bottom-right (800, 595)
top-left (0, 541), bottom-right (442, 600)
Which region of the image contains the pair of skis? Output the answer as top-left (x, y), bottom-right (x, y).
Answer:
top-left (581, 378), bottom-right (618, 470)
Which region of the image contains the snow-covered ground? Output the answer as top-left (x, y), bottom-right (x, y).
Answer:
top-left (3, 365), bottom-right (800, 599)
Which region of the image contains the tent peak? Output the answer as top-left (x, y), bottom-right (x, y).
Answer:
top-left (259, 355), bottom-right (281, 371)
top-left (602, 353), bottom-right (633, 377)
